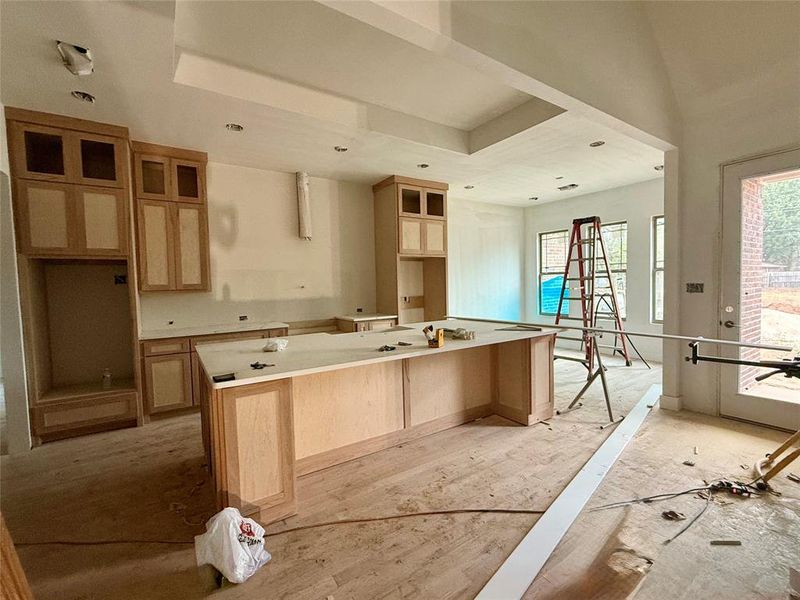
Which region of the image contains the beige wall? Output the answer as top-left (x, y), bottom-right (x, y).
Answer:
top-left (0, 100), bottom-right (33, 453)
top-left (448, 199), bottom-right (525, 321)
top-left (138, 163), bottom-right (376, 331)
top-left (646, 2), bottom-right (800, 413)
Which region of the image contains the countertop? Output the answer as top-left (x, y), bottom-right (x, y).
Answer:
top-left (196, 319), bottom-right (556, 389)
top-left (139, 321), bottom-right (289, 341)
top-left (336, 313), bottom-right (398, 322)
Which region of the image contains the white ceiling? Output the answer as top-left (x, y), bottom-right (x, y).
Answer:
top-left (0, 1), bottom-right (664, 206)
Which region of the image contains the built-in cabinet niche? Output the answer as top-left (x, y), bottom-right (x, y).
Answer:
top-left (6, 107), bottom-right (140, 443)
top-left (373, 175), bottom-right (449, 324)
top-left (20, 259), bottom-right (138, 441)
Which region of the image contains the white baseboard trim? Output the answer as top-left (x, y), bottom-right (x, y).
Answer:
top-left (659, 394), bottom-right (682, 411)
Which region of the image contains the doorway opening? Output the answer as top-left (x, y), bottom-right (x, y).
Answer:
top-left (738, 169), bottom-right (800, 402)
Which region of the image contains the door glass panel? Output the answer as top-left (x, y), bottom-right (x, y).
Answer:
top-left (28, 186), bottom-right (69, 248)
top-left (738, 169), bottom-right (800, 401)
top-left (176, 164), bottom-right (199, 198)
top-left (141, 160), bottom-right (166, 195)
top-left (426, 192), bottom-right (445, 217)
top-left (401, 188), bottom-right (421, 215)
top-left (24, 131), bottom-right (65, 175)
top-left (80, 139), bottom-right (117, 181)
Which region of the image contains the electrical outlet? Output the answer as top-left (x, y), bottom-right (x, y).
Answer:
top-left (239, 315), bottom-right (248, 321)
top-left (114, 274), bottom-right (127, 285)
top-left (168, 320), bottom-right (174, 325)
top-left (686, 282), bottom-right (704, 293)
top-left (356, 307), bottom-right (363, 313)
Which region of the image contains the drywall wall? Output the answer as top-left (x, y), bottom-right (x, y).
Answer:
top-left (138, 163), bottom-right (376, 331)
top-left (0, 101), bottom-right (32, 453)
top-left (646, 1), bottom-right (800, 414)
top-left (448, 199), bottom-right (525, 321)
top-left (45, 262), bottom-right (133, 387)
top-left (525, 178), bottom-right (665, 361)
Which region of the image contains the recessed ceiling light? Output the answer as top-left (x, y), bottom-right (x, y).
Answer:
top-left (417, 163), bottom-right (429, 169)
top-left (654, 164), bottom-right (665, 171)
top-left (555, 176), bottom-right (564, 180)
top-left (334, 145), bottom-right (348, 152)
top-left (589, 140), bottom-right (605, 147)
top-left (464, 185), bottom-right (474, 190)
top-left (225, 123), bottom-right (244, 132)
top-left (558, 183), bottom-right (579, 191)
top-left (529, 196), bottom-right (539, 201)
top-left (70, 90), bottom-right (95, 103)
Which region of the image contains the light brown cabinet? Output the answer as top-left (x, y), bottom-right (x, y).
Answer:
top-left (140, 327), bottom-right (288, 417)
top-left (132, 142), bottom-right (210, 292)
top-left (9, 121), bottom-right (125, 188)
top-left (13, 179), bottom-right (127, 258)
top-left (373, 175), bottom-right (449, 325)
top-left (144, 353), bottom-right (193, 414)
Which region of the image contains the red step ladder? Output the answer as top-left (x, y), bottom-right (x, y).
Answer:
top-left (554, 216), bottom-right (632, 373)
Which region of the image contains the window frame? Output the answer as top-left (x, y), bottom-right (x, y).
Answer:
top-left (651, 215), bottom-right (665, 324)
top-left (538, 228), bottom-right (570, 316)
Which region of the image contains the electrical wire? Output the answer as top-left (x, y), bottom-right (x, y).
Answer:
top-left (13, 507), bottom-right (546, 547)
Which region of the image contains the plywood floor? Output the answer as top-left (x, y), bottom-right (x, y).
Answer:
top-left (2, 358), bottom-right (798, 599)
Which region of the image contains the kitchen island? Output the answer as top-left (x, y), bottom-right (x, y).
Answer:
top-left (196, 319), bottom-right (557, 524)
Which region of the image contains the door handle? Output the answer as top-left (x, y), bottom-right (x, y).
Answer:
top-left (723, 320), bottom-right (738, 328)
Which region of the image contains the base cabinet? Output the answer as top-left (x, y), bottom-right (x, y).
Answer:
top-left (141, 327), bottom-right (288, 418)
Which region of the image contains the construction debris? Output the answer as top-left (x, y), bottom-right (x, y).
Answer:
top-left (661, 510), bottom-right (686, 521)
top-left (710, 540), bottom-right (742, 546)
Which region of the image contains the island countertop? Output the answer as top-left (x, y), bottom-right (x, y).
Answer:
top-left (196, 318), bottom-right (556, 389)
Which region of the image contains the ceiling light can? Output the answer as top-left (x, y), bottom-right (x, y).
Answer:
top-left (654, 164), bottom-right (665, 171)
top-left (464, 185), bottom-right (474, 189)
top-left (71, 90), bottom-right (95, 103)
top-left (529, 196), bottom-right (539, 201)
top-left (417, 163), bottom-right (429, 169)
top-left (334, 145), bottom-right (348, 152)
top-left (589, 140), bottom-right (605, 147)
top-left (226, 123), bottom-right (244, 132)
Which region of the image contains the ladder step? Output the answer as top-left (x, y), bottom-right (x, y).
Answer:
top-left (553, 354), bottom-right (589, 364)
top-left (596, 343), bottom-right (622, 350)
top-left (555, 316), bottom-right (588, 321)
top-left (568, 258), bottom-right (594, 262)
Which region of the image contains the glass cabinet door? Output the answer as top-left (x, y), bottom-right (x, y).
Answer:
top-left (171, 160), bottom-right (205, 203)
top-left (398, 186), bottom-right (423, 217)
top-left (75, 133), bottom-right (125, 188)
top-left (423, 189), bottom-right (446, 219)
top-left (11, 122), bottom-right (73, 183)
top-left (135, 154), bottom-right (171, 201)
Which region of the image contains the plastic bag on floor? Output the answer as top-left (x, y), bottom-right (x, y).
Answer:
top-left (195, 507), bottom-right (271, 584)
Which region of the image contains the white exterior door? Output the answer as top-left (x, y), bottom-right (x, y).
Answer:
top-left (719, 147), bottom-right (800, 429)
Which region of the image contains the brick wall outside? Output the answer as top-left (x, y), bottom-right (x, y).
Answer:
top-left (739, 178), bottom-right (763, 391)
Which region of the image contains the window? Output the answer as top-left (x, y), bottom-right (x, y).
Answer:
top-left (652, 215), bottom-right (665, 322)
top-left (538, 229), bottom-right (569, 315)
top-left (591, 221), bottom-right (628, 319)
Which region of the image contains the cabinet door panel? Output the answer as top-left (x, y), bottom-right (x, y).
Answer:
top-left (77, 187), bottom-right (127, 256)
top-left (144, 354), bottom-right (192, 414)
top-left (135, 155), bottom-right (171, 201)
top-left (174, 204), bottom-right (210, 290)
top-left (399, 217), bottom-right (423, 255)
top-left (13, 180), bottom-right (76, 255)
top-left (424, 220), bottom-right (446, 256)
top-left (172, 159), bottom-right (205, 203)
top-left (137, 201), bottom-right (175, 290)
top-left (423, 189), bottom-right (446, 219)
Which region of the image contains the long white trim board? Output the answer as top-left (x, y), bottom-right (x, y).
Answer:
top-left (476, 384), bottom-right (661, 600)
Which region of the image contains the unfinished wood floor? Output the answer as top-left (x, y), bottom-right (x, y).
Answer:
top-left (2, 358), bottom-right (798, 599)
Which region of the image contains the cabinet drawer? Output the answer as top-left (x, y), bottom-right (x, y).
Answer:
top-left (142, 338), bottom-right (190, 356)
top-left (369, 319), bottom-right (397, 331)
top-left (190, 330), bottom-right (269, 351)
top-left (33, 392), bottom-right (137, 437)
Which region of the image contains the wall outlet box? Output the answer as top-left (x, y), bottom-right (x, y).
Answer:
top-left (239, 315), bottom-right (248, 321)
top-left (356, 307), bottom-right (363, 313)
top-left (686, 282), bottom-right (704, 293)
